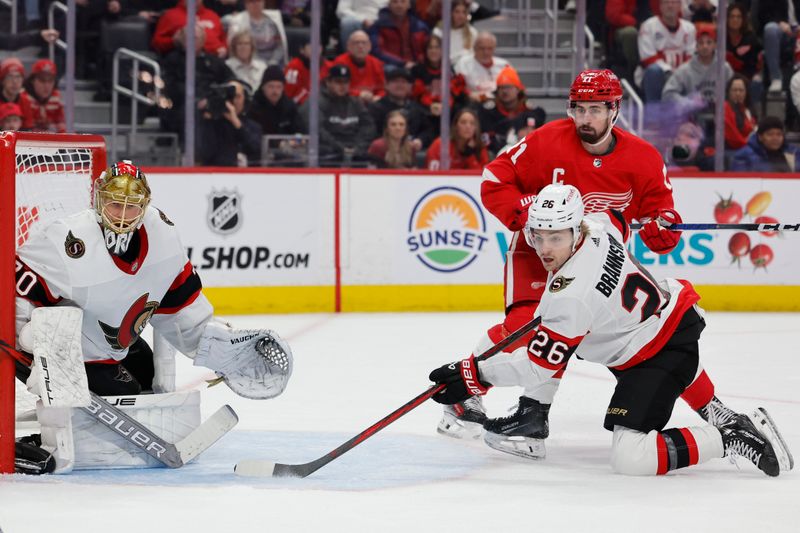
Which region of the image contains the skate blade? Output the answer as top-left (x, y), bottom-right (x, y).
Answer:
top-left (483, 432), bottom-right (546, 460)
top-left (437, 415), bottom-right (484, 440)
top-left (752, 408), bottom-right (794, 471)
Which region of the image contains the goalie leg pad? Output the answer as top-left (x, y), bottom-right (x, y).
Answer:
top-left (37, 402), bottom-right (75, 474)
top-left (194, 320), bottom-right (293, 399)
top-left (72, 390), bottom-right (202, 469)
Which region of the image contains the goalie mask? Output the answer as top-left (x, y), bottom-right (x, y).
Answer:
top-left (94, 161), bottom-right (151, 235)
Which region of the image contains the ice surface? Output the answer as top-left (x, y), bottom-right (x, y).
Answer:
top-left (1, 311), bottom-right (798, 532)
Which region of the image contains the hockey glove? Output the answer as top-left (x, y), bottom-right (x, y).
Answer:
top-left (640, 208), bottom-right (683, 253)
top-left (429, 355), bottom-right (492, 405)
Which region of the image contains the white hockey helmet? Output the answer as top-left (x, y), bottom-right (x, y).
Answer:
top-left (524, 183), bottom-right (584, 249)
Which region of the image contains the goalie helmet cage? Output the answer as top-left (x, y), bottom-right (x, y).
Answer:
top-left (0, 131), bottom-right (107, 474)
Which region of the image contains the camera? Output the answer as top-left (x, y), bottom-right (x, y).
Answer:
top-left (206, 83), bottom-right (237, 119)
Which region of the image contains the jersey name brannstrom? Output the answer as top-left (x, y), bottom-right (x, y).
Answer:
top-left (595, 233), bottom-right (625, 297)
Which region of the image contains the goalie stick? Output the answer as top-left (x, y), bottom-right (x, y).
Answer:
top-left (1, 340), bottom-right (238, 469)
top-left (629, 222), bottom-right (800, 232)
top-left (234, 316), bottom-right (542, 479)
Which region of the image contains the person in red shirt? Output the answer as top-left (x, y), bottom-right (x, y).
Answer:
top-left (283, 41), bottom-right (333, 105)
top-left (0, 58), bottom-right (34, 130)
top-left (24, 60), bottom-right (66, 134)
top-left (151, 0), bottom-right (228, 58)
top-left (724, 74), bottom-right (756, 150)
top-left (332, 30), bottom-right (386, 104)
top-left (436, 70), bottom-right (693, 448)
top-left (425, 108), bottom-right (488, 170)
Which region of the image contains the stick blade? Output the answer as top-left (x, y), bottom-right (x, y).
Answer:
top-left (234, 460), bottom-right (311, 478)
top-left (175, 404), bottom-right (239, 465)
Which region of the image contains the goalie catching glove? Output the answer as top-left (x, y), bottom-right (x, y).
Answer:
top-left (194, 320), bottom-right (293, 399)
top-left (429, 356), bottom-right (492, 405)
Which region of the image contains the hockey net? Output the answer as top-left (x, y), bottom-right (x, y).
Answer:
top-left (0, 132), bottom-right (107, 473)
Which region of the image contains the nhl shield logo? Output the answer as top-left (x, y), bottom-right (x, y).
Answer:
top-left (207, 190), bottom-right (242, 235)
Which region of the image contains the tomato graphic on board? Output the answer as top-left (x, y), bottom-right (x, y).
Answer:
top-left (714, 194), bottom-right (743, 223)
top-left (750, 244), bottom-right (774, 270)
top-left (728, 232), bottom-right (750, 265)
top-left (754, 215), bottom-right (779, 237)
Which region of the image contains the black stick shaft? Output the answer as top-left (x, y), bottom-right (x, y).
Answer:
top-left (629, 223), bottom-right (800, 231)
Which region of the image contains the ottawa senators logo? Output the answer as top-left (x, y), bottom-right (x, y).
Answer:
top-left (157, 208), bottom-right (174, 226)
top-left (99, 293), bottom-right (159, 350)
top-left (549, 275), bottom-right (575, 293)
top-left (64, 231), bottom-right (85, 258)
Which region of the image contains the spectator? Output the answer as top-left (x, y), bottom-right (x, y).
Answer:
top-left (24, 60), bottom-right (66, 134)
top-left (151, 0), bottom-right (228, 58)
top-left (0, 58), bottom-right (33, 130)
top-left (670, 120), bottom-right (714, 170)
top-left (662, 23), bottom-right (732, 110)
top-left (199, 80), bottom-right (262, 166)
top-left (160, 24), bottom-right (235, 137)
top-left (433, 0), bottom-right (478, 64)
top-left (726, 3), bottom-right (762, 80)
top-left (411, 34), bottom-right (470, 115)
top-left (426, 108), bottom-right (488, 170)
top-left (604, 0), bottom-right (657, 82)
top-left (637, 0), bottom-right (696, 102)
top-left (337, 0), bottom-right (386, 52)
top-left (479, 65), bottom-right (546, 155)
top-left (455, 31), bottom-right (509, 102)
top-left (731, 116), bottom-right (800, 171)
top-left (368, 0), bottom-right (430, 68)
top-left (415, 0), bottom-right (442, 28)
top-left (0, 102), bottom-right (23, 132)
top-left (756, 0), bottom-right (798, 94)
top-left (226, 30), bottom-right (267, 94)
top-left (0, 29), bottom-right (59, 51)
top-left (248, 65), bottom-right (303, 135)
top-left (369, 67), bottom-right (433, 150)
top-left (280, 0), bottom-right (311, 27)
top-left (725, 74), bottom-right (756, 150)
top-left (283, 41), bottom-right (333, 105)
top-left (368, 109), bottom-right (418, 168)
top-left (300, 64), bottom-right (376, 165)
top-left (226, 0), bottom-right (288, 66)
top-left (333, 30), bottom-right (386, 104)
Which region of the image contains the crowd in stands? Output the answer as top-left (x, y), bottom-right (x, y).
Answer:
top-left (3, 0), bottom-right (800, 172)
top-left (599, 0), bottom-right (800, 171)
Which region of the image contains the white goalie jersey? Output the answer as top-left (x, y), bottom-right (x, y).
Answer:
top-left (479, 211), bottom-right (701, 401)
top-left (15, 207), bottom-right (213, 362)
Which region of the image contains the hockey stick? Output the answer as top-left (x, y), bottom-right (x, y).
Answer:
top-left (1, 340), bottom-right (239, 469)
top-left (234, 316), bottom-right (542, 478)
top-left (629, 222), bottom-right (800, 232)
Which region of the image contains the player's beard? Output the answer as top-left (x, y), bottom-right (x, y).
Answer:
top-left (577, 123), bottom-right (605, 144)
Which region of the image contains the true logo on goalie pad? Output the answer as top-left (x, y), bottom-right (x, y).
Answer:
top-left (207, 190), bottom-right (242, 235)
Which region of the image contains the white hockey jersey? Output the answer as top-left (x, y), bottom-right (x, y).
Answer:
top-left (15, 207), bottom-right (213, 362)
top-left (635, 16), bottom-right (696, 85)
top-left (479, 211), bottom-right (700, 402)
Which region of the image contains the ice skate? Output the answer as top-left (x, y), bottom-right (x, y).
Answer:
top-left (720, 412), bottom-right (781, 477)
top-left (483, 396), bottom-right (549, 460)
top-left (437, 396), bottom-right (487, 440)
top-left (750, 407), bottom-right (794, 472)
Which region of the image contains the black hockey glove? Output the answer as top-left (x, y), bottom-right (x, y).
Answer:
top-left (429, 355), bottom-right (492, 405)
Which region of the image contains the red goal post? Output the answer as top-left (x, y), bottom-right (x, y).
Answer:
top-left (0, 132), bottom-right (107, 474)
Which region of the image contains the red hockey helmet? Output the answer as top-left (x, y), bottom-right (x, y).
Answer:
top-left (569, 69), bottom-right (623, 106)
